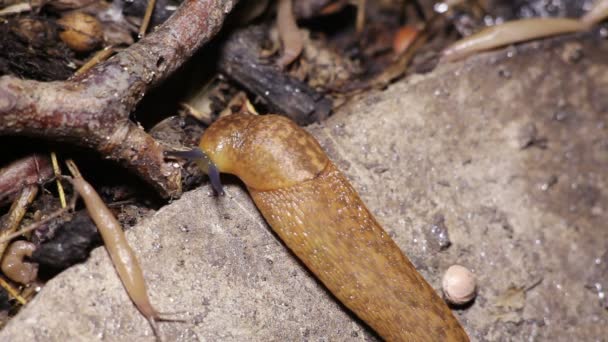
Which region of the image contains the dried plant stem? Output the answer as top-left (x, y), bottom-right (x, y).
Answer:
top-left (74, 46), bottom-right (114, 77)
top-left (139, 0), bottom-right (157, 38)
top-left (356, 0), bottom-right (366, 34)
top-left (50, 152), bottom-right (67, 209)
top-left (0, 195), bottom-right (76, 246)
top-left (0, 186), bottom-right (38, 257)
top-left (0, 277), bottom-right (27, 305)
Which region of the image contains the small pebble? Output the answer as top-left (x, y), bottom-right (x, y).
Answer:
top-left (442, 264), bottom-right (477, 305)
top-left (516, 122), bottom-right (538, 149)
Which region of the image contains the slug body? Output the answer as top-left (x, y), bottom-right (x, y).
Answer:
top-left (581, 0), bottom-right (608, 27)
top-left (200, 114), bottom-right (468, 341)
top-left (442, 18), bottom-right (585, 62)
top-left (67, 162), bottom-right (159, 325)
top-left (1, 240), bottom-right (38, 285)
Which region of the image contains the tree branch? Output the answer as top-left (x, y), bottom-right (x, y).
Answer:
top-left (0, 0), bottom-right (238, 198)
top-left (0, 154), bottom-right (52, 207)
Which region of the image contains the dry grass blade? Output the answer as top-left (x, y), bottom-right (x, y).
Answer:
top-left (0, 277), bottom-right (26, 305)
top-left (356, 0), bottom-right (366, 34)
top-left (50, 152), bottom-right (67, 209)
top-left (139, 0), bottom-right (157, 38)
top-left (73, 46), bottom-right (114, 77)
top-left (0, 195), bottom-right (76, 246)
top-left (0, 186), bottom-right (38, 257)
top-left (0, 2), bottom-right (33, 16)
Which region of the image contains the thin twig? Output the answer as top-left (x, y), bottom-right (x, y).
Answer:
top-left (0, 277), bottom-right (26, 305)
top-left (0, 0), bottom-right (238, 198)
top-left (50, 152), bottom-right (66, 209)
top-left (0, 193), bottom-right (77, 246)
top-left (139, 0), bottom-right (157, 38)
top-left (73, 46), bottom-right (114, 77)
top-left (0, 2), bottom-right (33, 16)
top-left (0, 186), bottom-right (38, 257)
top-left (356, 0), bottom-right (366, 34)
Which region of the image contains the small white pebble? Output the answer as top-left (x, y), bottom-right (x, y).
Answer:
top-left (442, 265), bottom-right (477, 305)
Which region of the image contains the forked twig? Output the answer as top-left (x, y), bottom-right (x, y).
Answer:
top-left (0, 0), bottom-right (238, 198)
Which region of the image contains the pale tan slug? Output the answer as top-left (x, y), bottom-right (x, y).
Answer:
top-left (65, 160), bottom-right (166, 339)
top-left (197, 114), bottom-right (469, 341)
top-left (442, 18), bottom-right (586, 62)
top-left (1, 240), bottom-right (38, 285)
top-left (581, 0), bottom-right (608, 27)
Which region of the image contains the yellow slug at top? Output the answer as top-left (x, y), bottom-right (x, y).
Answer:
top-left (199, 114), bottom-right (469, 341)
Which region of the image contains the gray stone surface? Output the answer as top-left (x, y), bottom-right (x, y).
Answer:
top-left (1, 36), bottom-right (607, 341)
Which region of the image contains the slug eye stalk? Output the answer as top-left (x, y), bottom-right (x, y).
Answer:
top-left (164, 149), bottom-right (224, 196)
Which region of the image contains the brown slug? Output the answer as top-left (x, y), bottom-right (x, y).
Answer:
top-left (1, 240), bottom-right (38, 285)
top-left (197, 114), bottom-right (469, 341)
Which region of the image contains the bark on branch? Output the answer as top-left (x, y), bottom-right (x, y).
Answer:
top-left (0, 0), bottom-right (238, 198)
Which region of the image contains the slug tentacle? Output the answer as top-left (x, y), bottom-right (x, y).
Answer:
top-left (165, 149), bottom-right (224, 195)
top-left (199, 114), bottom-right (469, 341)
top-left (206, 162), bottom-right (224, 196)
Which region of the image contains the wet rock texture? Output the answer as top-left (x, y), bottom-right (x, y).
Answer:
top-left (1, 35), bottom-right (607, 341)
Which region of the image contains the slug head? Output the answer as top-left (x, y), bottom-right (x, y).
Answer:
top-left (200, 114), bottom-right (329, 191)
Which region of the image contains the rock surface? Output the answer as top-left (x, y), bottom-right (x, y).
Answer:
top-left (2, 35), bottom-right (607, 341)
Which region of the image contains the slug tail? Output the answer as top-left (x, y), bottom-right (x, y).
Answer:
top-left (249, 162), bottom-right (469, 341)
